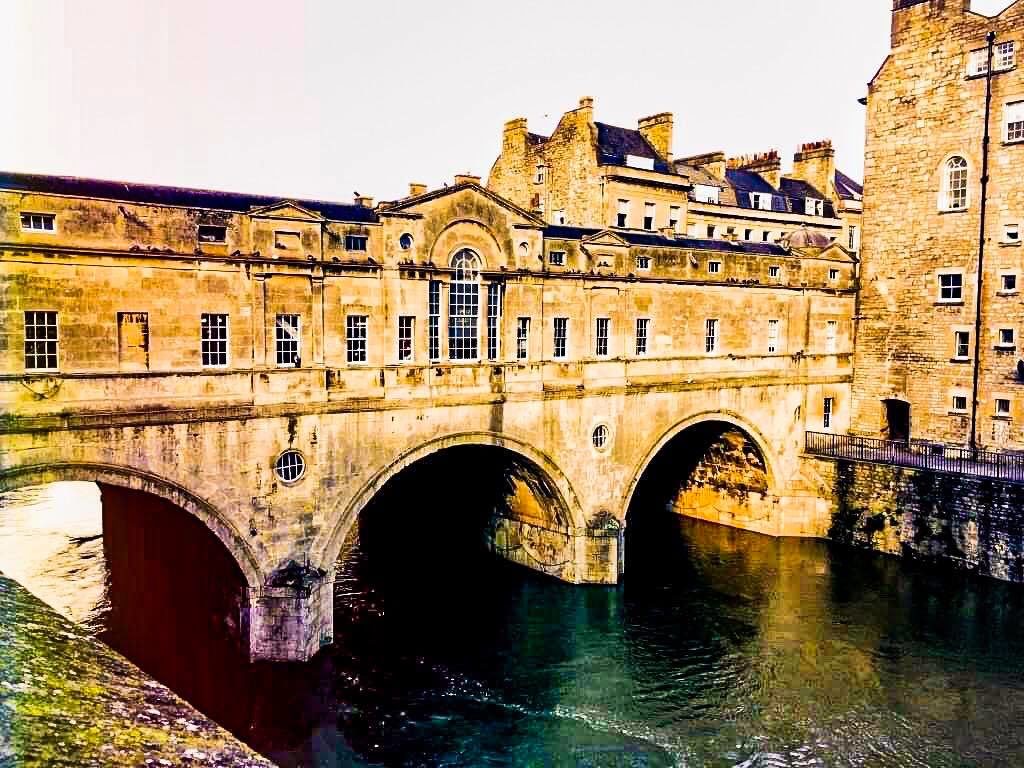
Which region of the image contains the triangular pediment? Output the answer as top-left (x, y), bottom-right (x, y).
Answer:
top-left (807, 241), bottom-right (856, 262)
top-left (248, 200), bottom-right (325, 222)
top-left (581, 230), bottom-right (630, 248)
top-left (382, 182), bottom-right (545, 227)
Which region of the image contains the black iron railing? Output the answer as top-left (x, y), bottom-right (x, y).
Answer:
top-left (805, 431), bottom-right (1024, 484)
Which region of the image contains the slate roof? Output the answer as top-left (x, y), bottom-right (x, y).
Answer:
top-left (0, 171), bottom-right (379, 223)
top-left (594, 123), bottom-right (671, 173)
top-left (543, 225), bottom-right (789, 255)
top-left (834, 170), bottom-right (863, 201)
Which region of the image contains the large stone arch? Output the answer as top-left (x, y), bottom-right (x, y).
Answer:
top-left (621, 410), bottom-right (782, 523)
top-left (428, 219), bottom-right (507, 269)
top-left (312, 431), bottom-right (587, 573)
top-left (0, 462), bottom-right (264, 588)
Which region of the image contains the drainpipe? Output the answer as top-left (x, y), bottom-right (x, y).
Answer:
top-left (970, 30), bottom-right (997, 452)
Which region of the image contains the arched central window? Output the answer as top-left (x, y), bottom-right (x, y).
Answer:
top-left (943, 156), bottom-right (968, 211)
top-left (449, 249), bottom-right (481, 360)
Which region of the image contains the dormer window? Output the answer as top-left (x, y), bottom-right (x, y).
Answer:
top-left (750, 193), bottom-right (772, 211)
top-left (20, 213), bottom-right (55, 232)
top-left (805, 198), bottom-right (825, 216)
top-left (694, 185), bottom-right (720, 204)
top-left (197, 224), bottom-right (226, 244)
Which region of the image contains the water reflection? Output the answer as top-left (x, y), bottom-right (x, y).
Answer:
top-left (2, 482), bottom-right (1024, 766)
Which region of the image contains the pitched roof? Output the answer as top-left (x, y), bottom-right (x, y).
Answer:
top-left (834, 170), bottom-right (863, 201)
top-left (0, 171), bottom-right (379, 223)
top-left (594, 123), bottom-right (671, 173)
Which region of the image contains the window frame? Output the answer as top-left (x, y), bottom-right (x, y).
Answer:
top-left (705, 318), bottom-right (719, 354)
top-left (197, 224), bottom-right (227, 244)
top-left (642, 202), bottom-right (655, 231)
top-left (829, 267), bottom-right (840, 282)
top-left (954, 329), bottom-right (971, 360)
top-left (448, 249), bottom-right (481, 361)
top-left (768, 264), bottom-right (781, 279)
top-left (997, 327), bottom-right (1016, 348)
top-left (200, 313), bottom-right (230, 369)
top-left (553, 317), bottom-right (568, 360)
top-left (937, 271), bottom-right (965, 303)
top-left (823, 396), bottom-right (834, 430)
top-left (1006, 99), bottom-right (1024, 143)
top-left (1000, 271), bottom-right (1019, 294)
top-left (595, 317), bottom-right (610, 357)
top-left (19, 212), bottom-right (56, 233)
top-left (346, 314), bottom-right (369, 364)
top-left (825, 319), bottom-right (838, 354)
top-left (693, 185), bottom-right (720, 204)
top-left (767, 318), bottom-right (780, 354)
top-left (939, 156), bottom-right (969, 212)
top-left (996, 397), bottom-right (1012, 417)
top-left (516, 316), bottom-right (530, 361)
top-left (616, 199), bottom-right (629, 228)
top-left (274, 313), bottom-right (302, 367)
top-left (344, 234), bottom-right (369, 251)
top-left (952, 393), bottom-right (969, 414)
top-left (549, 250), bottom-right (566, 266)
top-left (635, 254), bottom-right (651, 271)
top-left (23, 310), bottom-right (59, 372)
top-left (428, 280), bottom-right (441, 362)
top-left (398, 315), bottom-right (415, 362)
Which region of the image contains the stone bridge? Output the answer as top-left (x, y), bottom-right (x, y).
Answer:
top-left (0, 174), bottom-right (854, 660)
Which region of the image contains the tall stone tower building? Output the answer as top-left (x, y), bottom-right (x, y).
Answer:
top-left (853, 0), bottom-right (1024, 449)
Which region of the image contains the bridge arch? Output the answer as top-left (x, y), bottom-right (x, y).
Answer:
top-left (622, 410), bottom-right (781, 523)
top-left (313, 431), bottom-right (586, 573)
top-left (0, 462), bottom-right (264, 588)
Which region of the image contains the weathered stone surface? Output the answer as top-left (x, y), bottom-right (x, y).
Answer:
top-left (0, 573), bottom-right (274, 767)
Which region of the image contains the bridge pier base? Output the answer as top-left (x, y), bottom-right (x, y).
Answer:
top-left (248, 562), bottom-right (334, 663)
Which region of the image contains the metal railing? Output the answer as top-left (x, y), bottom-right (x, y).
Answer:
top-left (805, 431), bottom-right (1024, 484)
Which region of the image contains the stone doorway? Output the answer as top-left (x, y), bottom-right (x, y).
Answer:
top-left (883, 399), bottom-right (911, 442)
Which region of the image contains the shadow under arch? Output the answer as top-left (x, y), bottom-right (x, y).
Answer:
top-left (621, 410), bottom-right (781, 521)
top-left (312, 431), bottom-right (586, 573)
top-left (0, 462), bottom-right (264, 588)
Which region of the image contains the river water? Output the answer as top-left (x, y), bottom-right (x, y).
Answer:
top-left (2, 482), bottom-right (1024, 767)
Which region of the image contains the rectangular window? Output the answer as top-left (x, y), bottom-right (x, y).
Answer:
top-left (345, 234), bottom-right (368, 251)
top-left (643, 202), bottom-right (655, 230)
top-left (24, 310), bottom-right (58, 371)
top-left (534, 165), bottom-right (545, 184)
top-left (805, 198), bottom-right (824, 216)
top-left (969, 48), bottom-right (989, 76)
top-left (636, 254), bottom-right (651, 271)
top-left (955, 330), bottom-right (971, 359)
top-left (706, 225), bottom-right (717, 239)
top-left (829, 268), bottom-right (840, 281)
top-left (275, 313), bottom-right (301, 366)
top-left (198, 224), bottom-right (227, 244)
top-left (825, 320), bottom-right (838, 353)
top-left (200, 313), bottom-right (229, 368)
top-left (398, 316), bottom-right (414, 362)
top-left (744, 229), bottom-right (753, 241)
top-left (553, 317), bottom-right (568, 359)
top-left (20, 213), bottom-right (55, 232)
top-left (635, 318), bottom-right (649, 356)
top-left (616, 199), bottom-right (629, 228)
top-left (117, 311), bottom-right (149, 370)
top-left (953, 394), bottom-right (969, 413)
top-left (516, 317), bottom-right (530, 361)
top-left (996, 41), bottom-right (1016, 71)
top-left (999, 327), bottom-right (1015, 347)
top-left (705, 318), bottom-right (719, 354)
top-left (549, 250), bottom-right (566, 266)
top-left (996, 398), bottom-right (1012, 416)
top-left (823, 397), bottom-right (834, 429)
top-left (939, 272), bottom-right (964, 301)
top-left (1007, 100), bottom-right (1024, 142)
top-left (487, 283), bottom-right (503, 361)
top-left (1002, 273), bottom-right (1018, 293)
top-left (767, 319), bottom-right (780, 353)
top-left (762, 231), bottom-right (771, 242)
top-left (751, 193), bottom-right (772, 211)
top-left (346, 314), bottom-right (368, 363)
top-left (848, 226), bottom-right (858, 251)
top-left (553, 209), bottom-right (566, 225)
top-left (769, 265), bottom-right (781, 278)
top-left (595, 317), bottom-right (610, 357)
top-left (449, 274), bottom-right (479, 361)
top-left (708, 260), bottom-right (721, 274)
top-left (694, 185), bottom-right (720, 204)
top-left (428, 281), bottom-right (441, 361)
top-left (669, 206), bottom-right (681, 231)
top-left (1004, 223), bottom-right (1021, 242)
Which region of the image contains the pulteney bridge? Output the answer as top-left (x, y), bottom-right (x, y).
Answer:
top-left (0, 172), bottom-right (855, 660)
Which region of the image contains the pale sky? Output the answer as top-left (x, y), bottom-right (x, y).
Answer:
top-left (2, 1), bottom-right (1016, 203)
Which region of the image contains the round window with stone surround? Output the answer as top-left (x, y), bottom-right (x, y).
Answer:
top-left (399, 233), bottom-right (414, 250)
top-left (592, 424), bottom-right (610, 451)
top-left (274, 450), bottom-right (306, 484)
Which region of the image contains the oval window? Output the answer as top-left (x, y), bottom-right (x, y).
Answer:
top-left (399, 233), bottom-right (414, 250)
top-left (592, 425), bottom-right (609, 450)
top-left (274, 450), bottom-right (306, 483)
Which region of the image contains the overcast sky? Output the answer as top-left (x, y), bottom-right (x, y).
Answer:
top-left (3, 1), bottom-right (1016, 203)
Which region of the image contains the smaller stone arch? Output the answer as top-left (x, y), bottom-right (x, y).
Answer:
top-left (621, 410), bottom-right (781, 523)
top-left (0, 462), bottom-right (264, 588)
top-left (312, 431), bottom-right (587, 573)
top-left (428, 218), bottom-right (506, 270)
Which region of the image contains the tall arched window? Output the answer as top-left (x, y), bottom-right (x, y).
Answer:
top-left (449, 249), bottom-right (481, 360)
top-left (943, 156), bottom-right (969, 211)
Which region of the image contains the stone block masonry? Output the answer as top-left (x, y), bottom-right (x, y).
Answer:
top-left (820, 459), bottom-right (1024, 582)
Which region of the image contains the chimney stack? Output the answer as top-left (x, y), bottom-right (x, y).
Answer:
top-left (502, 117), bottom-right (529, 153)
top-left (408, 182), bottom-right (427, 197)
top-left (791, 140), bottom-right (836, 202)
top-left (728, 150), bottom-right (782, 190)
top-left (679, 151), bottom-right (727, 182)
top-left (454, 173), bottom-right (481, 186)
top-left (638, 112), bottom-right (673, 161)
top-left (576, 96), bottom-right (595, 125)
top-left (354, 194), bottom-right (375, 208)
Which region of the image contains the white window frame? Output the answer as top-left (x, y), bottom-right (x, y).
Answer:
top-left (1003, 223), bottom-right (1021, 243)
top-left (968, 48), bottom-right (989, 77)
top-left (616, 199), bottom-right (630, 228)
top-left (643, 202), bottom-right (655, 231)
top-left (998, 327), bottom-right (1016, 348)
top-left (595, 317), bottom-right (610, 357)
top-left (954, 329), bottom-right (971, 360)
top-left (636, 254), bottom-right (651, 271)
top-left (200, 313), bottom-right (230, 369)
top-left (635, 318), bottom-right (649, 356)
top-left (996, 397), bottom-right (1012, 416)
top-left (805, 198), bottom-right (824, 216)
top-left (274, 313), bottom-right (301, 367)
top-left (829, 268), bottom-right (840, 282)
top-left (549, 250), bottom-right (566, 266)
top-left (768, 264), bottom-right (781, 279)
top-left (705, 318), bottom-right (719, 354)
top-left (767, 318), bottom-right (780, 354)
top-left (448, 250), bottom-right (481, 361)
top-left (952, 393), bottom-right (969, 414)
top-left (708, 260), bottom-right (721, 274)
top-left (1000, 271), bottom-right (1019, 294)
top-left (20, 212), bottom-right (56, 233)
top-left (534, 165), bottom-right (545, 184)
top-left (938, 271), bottom-right (965, 303)
top-left (23, 310), bottom-right (59, 372)
top-left (345, 234), bottom-right (368, 251)
top-left (751, 192), bottom-right (773, 211)
top-left (668, 205), bottom-right (681, 232)
top-left (1006, 100), bottom-right (1024, 143)
top-left (398, 315), bottom-right (415, 362)
top-left (346, 314), bottom-right (369, 364)
top-left (516, 317), bottom-right (530, 361)
top-left (693, 185), bottom-right (720, 204)
top-left (996, 41), bottom-right (1016, 72)
top-left (848, 226), bottom-right (859, 252)
top-left (823, 396), bottom-right (834, 430)
top-left (553, 317), bottom-right (568, 359)
top-left (940, 156), bottom-right (969, 212)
